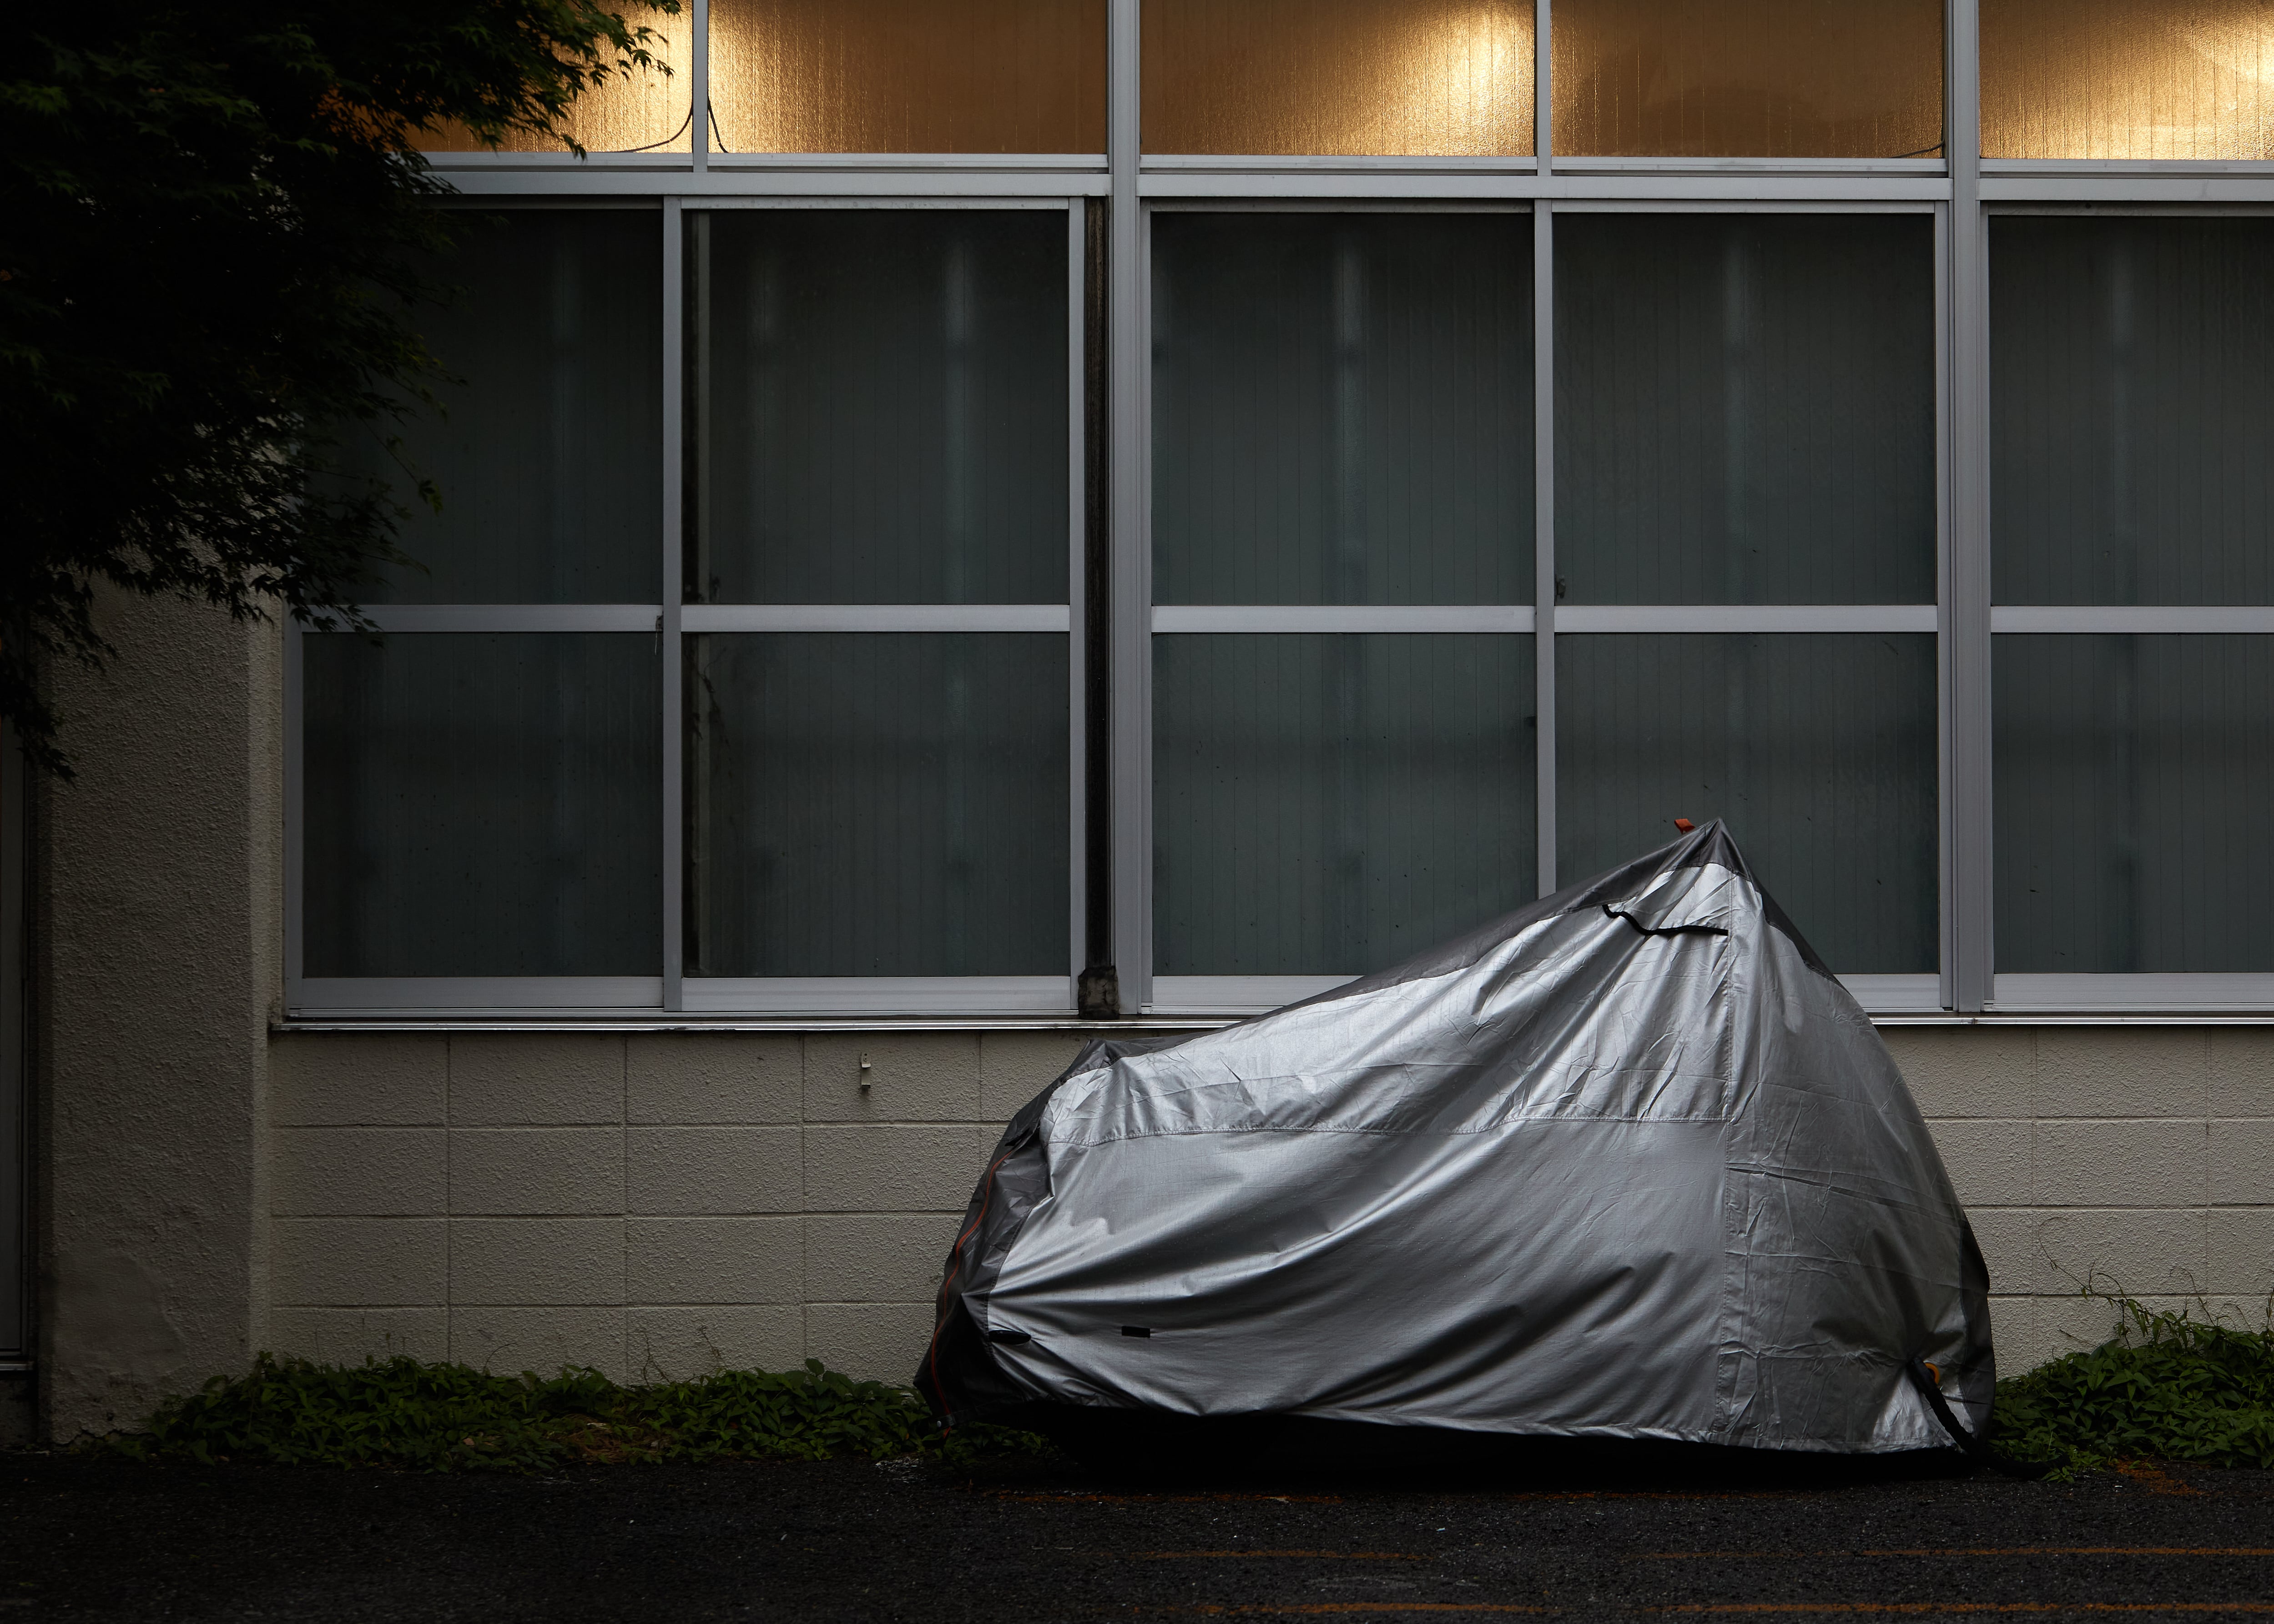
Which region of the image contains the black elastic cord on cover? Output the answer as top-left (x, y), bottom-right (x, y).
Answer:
top-left (1905, 1357), bottom-right (2050, 1479)
top-left (1602, 905), bottom-right (1730, 939)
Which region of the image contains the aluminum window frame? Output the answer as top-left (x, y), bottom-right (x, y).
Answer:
top-left (1977, 201), bottom-right (2274, 1012)
top-left (282, 0), bottom-right (2274, 1022)
top-left (674, 193), bottom-right (1091, 1016)
top-left (1137, 193), bottom-right (1948, 1016)
top-left (286, 193), bottom-right (1093, 1020)
top-left (282, 197), bottom-right (674, 1020)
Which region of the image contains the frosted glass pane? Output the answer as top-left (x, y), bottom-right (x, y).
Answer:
top-left (1996, 636), bottom-right (2274, 972)
top-left (711, 0), bottom-right (1105, 153)
top-left (688, 634), bottom-right (1068, 976)
top-left (348, 213), bottom-right (661, 604)
top-left (1557, 214), bottom-right (1936, 605)
top-left (1558, 634), bottom-right (1937, 973)
top-left (1553, 0), bottom-right (1942, 158)
top-left (1154, 634), bottom-right (1536, 975)
top-left (691, 211), bottom-right (1067, 606)
top-left (303, 634), bottom-right (661, 976)
top-left (422, 11), bottom-right (693, 153)
top-left (1992, 218), bottom-right (2274, 606)
top-left (1145, 0), bottom-right (1531, 157)
top-left (1983, 0), bottom-right (2274, 159)
top-left (1152, 213), bottom-right (1533, 606)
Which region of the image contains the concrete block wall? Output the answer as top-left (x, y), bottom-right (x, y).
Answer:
top-left (260, 1023), bottom-right (2274, 1388)
top-left (264, 1029), bottom-right (1097, 1384)
top-left (1886, 1026), bottom-right (2274, 1370)
top-left (39, 593), bottom-right (2273, 1434)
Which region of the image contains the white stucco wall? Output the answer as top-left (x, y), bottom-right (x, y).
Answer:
top-left (25, 591), bottom-right (2274, 1439)
top-left (35, 591), bottom-right (281, 1437)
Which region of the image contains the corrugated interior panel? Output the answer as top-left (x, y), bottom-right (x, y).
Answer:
top-left (1992, 216), bottom-right (2274, 607)
top-left (692, 209), bottom-right (1068, 606)
top-left (1982, 0), bottom-right (2274, 160)
top-left (1552, 0), bottom-right (1943, 159)
top-left (304, 634), bottom-right (662, 977)
top-left (1153, 633), bottom-right (1536, 975)
top-left (687, 633), bottom-right (1069, 976)
top-left (1143, 0), bottom-right (1533, 157)
top-left (349, 213), bottom-right (662, 605)
top-left (1555, 212), bottom-right (1936, 607)
top-left (710, 0), bottom-right (1105, 154)
top-left (1558, 632), bottom-right (1938, 974)
top-left (1152, 211), bottom-right (1533, 607)
top-left (1996, 634), bottom-right (2274, 973)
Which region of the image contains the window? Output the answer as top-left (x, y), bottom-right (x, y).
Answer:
top-left (1991, 215), bottom-right (2274, 1001)
top-left (1553, 211), bottom-right (1939, 985)
top-left (297, 202), bottom-right (1082, 1015)
top-left (291, 1), bottom-right (2274, 1019)
top-left (710, 0), bottom-right (1107, 153)
top-left (1553, 0), bottom-right (1943, 159)
top-left (299, 210), bottom-right (665, 1010)
top-left (1143, 0), bottom-right (1534, 157)
top-left (683, 205), bottom-right (1078, 1007)
top-left (1982, 0), bottom-right (2274, 161)
top-left (1148, 210), bottom-right (1535, 1004)
top-left (420, 13), bottom-right (696, 155)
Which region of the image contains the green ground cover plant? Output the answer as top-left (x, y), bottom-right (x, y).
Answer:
top-left (1992, 1294), bottom-right (2274, 1474)
top-left (101, 1355), bottom-right (1044, 1472)
top-left (96, 1293), bottom-right (2274, 1478)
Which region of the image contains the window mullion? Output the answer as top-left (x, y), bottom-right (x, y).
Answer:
top-left (1946, 0), bottom-right (1994, 1012)
top-left (1109, 0), bottom-right (1149, 1014)
top-left (691, 0), bottom-right (710, 171)
top-left (1534, 200), bottom-right (1557, 896)
top-left (1534, 0), bottom-right (1552, 173)
top-left (1535, 0), bottom-right (1553, 898)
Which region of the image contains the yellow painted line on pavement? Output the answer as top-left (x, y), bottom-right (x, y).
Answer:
top-left (994, 1492), bottom-right (1346, 1504)
top-left (1659, 1606), bottom-right (2274, 1615)
top-left (1135, 1551), bottom-right (1429, 1561)
top-left (1148, 1604), bottom-right (2274, 1618)
top-left (1638, 1549), bottom-right (2274, 1560)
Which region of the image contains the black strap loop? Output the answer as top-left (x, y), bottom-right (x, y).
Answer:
top-left (1906, 1356), bottom-right (2049, 1479)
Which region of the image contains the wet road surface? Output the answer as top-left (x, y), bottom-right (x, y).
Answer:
top-left (2, 1449), bottom-right (2269, 1621)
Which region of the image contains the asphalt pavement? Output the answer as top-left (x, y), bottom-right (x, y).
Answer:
top-left (2, 1446), bottom-right (2270, 1621)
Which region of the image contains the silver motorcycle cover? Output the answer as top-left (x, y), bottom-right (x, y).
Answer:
top-left (918, 822), bottom-right (1994, 1453)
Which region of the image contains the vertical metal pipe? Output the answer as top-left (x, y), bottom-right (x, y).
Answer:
top-left (1945, 0), bottom-right (1994, 1011)
top-left (1329, 232), bottom-right (1368, 961)
top-left (1721, 227), bottom-right (1755, 844)
top-left (1532, 0), bottom-right (1556, 896)
top-left (1080, 200), bottom-right (1116, 1016)
top-left (940, 233), bottom-right (976, 971)
top-left (1067, 201), bottom-right (1089, 1010)
top-left (283, 616), bottom-right (306, 997)
top-left (0, 720), bottom-right (24, 1356)
top-left (661, 198), bottom-right (686, 1011)
top-left (1108, 0), bottom-right (1149, 1012)
top-left (2104, 244), bottom-right (2140, 970)
top-left (1533, 201), bottom-right (1557, 897)
top-left (1933, 198), bottom-right (1956, 1012)
top-left (547, 241), bottom-right (580, 968)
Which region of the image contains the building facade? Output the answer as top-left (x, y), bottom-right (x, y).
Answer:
top-left (10, 0), bottom-right (2274, 1440)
